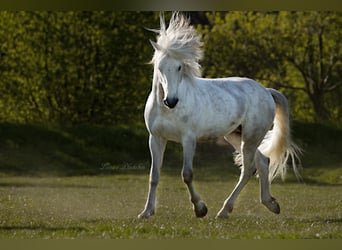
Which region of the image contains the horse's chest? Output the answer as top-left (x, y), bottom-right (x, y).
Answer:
top-left (149, 115), bottom-right (183, 141)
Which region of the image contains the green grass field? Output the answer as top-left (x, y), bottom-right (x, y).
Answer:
top-left (0, 122), bottom-right (341, 239)
top-left (0, 174), bottom-right (341, 239)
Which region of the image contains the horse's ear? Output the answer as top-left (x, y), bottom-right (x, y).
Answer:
top-left (159, 12), bottom-right (166, 32)
top-left (150, 40), bottom-right (161, 51)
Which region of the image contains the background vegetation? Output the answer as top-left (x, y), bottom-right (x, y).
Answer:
top-left (0, 11), bottom-right (157, 125)
top-left (200, 12), bottom-right (342, 123)
top-left (0, 11), bottom-right (341, 126)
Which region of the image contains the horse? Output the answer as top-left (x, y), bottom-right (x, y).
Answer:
top-left (138, 12), bottom-right (301, 219)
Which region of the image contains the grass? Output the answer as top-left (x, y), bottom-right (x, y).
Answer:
top-left (0, 174), bottom-right (341, 239)
top-left (0, 121), bottom-right (341, 238)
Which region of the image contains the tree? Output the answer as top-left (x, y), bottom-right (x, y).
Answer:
top-left (1, 11), bottom-right (341, 126)
top-left (275, 12), bottom-right (342, 122)
top-left (0, 11), bottom-right (158, 125)
top-left (199, 11), bottom-right (342, 124)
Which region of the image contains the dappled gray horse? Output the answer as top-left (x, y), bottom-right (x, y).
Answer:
top-left (139, 12), bottom-right (301, 219)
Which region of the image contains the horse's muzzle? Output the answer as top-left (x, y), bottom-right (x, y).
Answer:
top-left (163, 97), bottom-right (179, 109)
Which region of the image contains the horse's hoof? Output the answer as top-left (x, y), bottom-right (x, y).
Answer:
top-left (138, 209), bottom-right (154, 219)
top-left (194, 201), bottom-right (208, 218)
top-left (216, 202), bottom-right (233, 219)
top-left (216, 211), bottom-right (229, 219)
top-left (262, 197), bottom-right (280, 214)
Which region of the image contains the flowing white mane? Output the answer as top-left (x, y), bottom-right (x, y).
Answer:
top-left (151, 12), bottom-right (203, 77)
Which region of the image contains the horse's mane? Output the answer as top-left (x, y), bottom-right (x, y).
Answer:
top-left (151, 12), bottom-right (203, 77)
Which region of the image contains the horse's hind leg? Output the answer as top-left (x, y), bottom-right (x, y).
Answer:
top-left (216, 138), bottom-right (257, 218)
top-left (182, 135), bottom-right (208, 218)
top-left (216, 131), bottom-right (280, 218)
top-left (255, 150), bottom-right (280, 214)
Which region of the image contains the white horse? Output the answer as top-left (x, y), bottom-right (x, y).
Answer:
top-left (138, 12), bottom-right (301, 219)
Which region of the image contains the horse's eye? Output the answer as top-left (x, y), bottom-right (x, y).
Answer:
top-left (178, 65), bottom-right (182, 71)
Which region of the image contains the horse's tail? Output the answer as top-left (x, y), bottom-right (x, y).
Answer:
top-left (259, 88), bottom-right (302, 182)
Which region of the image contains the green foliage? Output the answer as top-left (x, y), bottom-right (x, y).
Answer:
top-left (0, 11), bottom-right (341, 126)
top-left (0, 11), bottom-right (158, 125)
top-left (200, 11), bottom-right (342, 125)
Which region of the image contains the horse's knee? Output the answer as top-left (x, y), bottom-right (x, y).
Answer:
top-left (182, 168), bottom-right (193, 184)
top-left (242, 164), bottom-right (256, 176)
top-left (149, 169), bottom-right (160, 186)
top-left (149, 179), bottom-right (158, 188)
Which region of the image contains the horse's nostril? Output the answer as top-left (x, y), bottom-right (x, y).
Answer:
top-left (164, 97), bottom-right (179, 109)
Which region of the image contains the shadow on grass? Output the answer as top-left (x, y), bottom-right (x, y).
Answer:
top-left (300, 178), bottom-right (342, 187)
top-left (0, 122), bottom-right (240, 179)
top-left (285, 217), bottom-right (342, 225)
top-left (0, 182), bottom-right (97, 189)
top-left (0, 122), bottom-right (150, 177)
top-left (0, 122), bottom-right (341, 187)
top-left (314, 218), bottom-right (342, 224)
top-left (0, 225), bottom-right (86, 232)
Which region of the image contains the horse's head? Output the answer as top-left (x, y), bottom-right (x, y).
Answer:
top-left (149, 12), bottom-right (203, 109)
top-left (153, 49), bottom-right (183, 109)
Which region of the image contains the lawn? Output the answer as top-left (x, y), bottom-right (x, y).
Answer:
top-left (0, 122), bottom-right (341, 239)
top-left (0, 171), bottom-right (341, 239)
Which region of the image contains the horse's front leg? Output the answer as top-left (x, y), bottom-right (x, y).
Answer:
top-left (182, 135), bottom-right (208, 218)
top-left (138, 134), bottom-right (166, 219)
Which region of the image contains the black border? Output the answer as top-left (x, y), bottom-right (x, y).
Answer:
top-left (0, 0), bottom-right (341, 10)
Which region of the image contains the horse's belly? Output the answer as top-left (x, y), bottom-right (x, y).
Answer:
top-left (195, 119), bottom-right (240, 141)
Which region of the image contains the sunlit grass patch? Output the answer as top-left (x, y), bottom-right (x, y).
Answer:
top-left (0, 174), bottom-right (341, 239)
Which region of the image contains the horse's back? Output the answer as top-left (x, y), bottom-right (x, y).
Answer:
top-left (197, 77), bottom-right (270, 97)
top-left (195, 77), bottom-right (274, 111)
top-left (195, 77), bottom-right (276, 135)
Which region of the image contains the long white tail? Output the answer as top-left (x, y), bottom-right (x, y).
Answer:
top-left (259, 88), bottom-right (302, 182)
